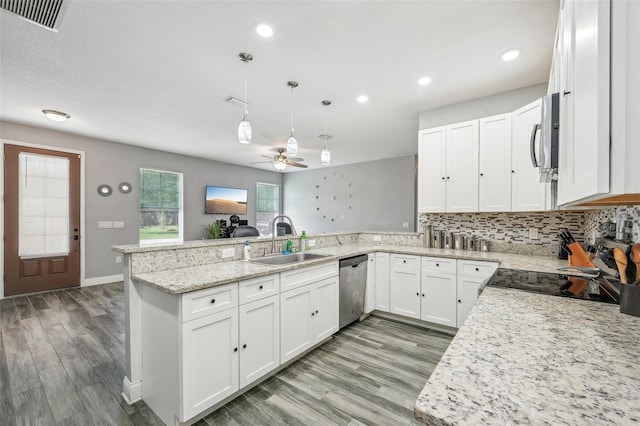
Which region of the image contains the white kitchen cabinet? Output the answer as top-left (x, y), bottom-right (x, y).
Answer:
top-left (420, 257), bottom-right (457, 328)
top-left (446, 120), bottom-right (479, 212)
top-left (182, 308), bottom-right (239, 420)
top-left (365, 253), bottom-right (375, 313)
top-left (557, 0), bottom-right (611, 206)
top-left (280, 276), bottom-right (339, 363)
top-left (238, 296), bottom-right (280, 388)
top-left (479, 114), bottom-right (512, 212)
top-left (374, 252), bottom-right (390, 312)
top-left (389, 254), bottom-right (421, 319)
top-left (417, 126), bottom-right (447, 212)
top-left (456, 275), bottom-right (485, 327)
top-left (511, 99), bottom-right (548, 211)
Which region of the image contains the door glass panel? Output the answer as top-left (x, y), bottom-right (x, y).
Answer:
top-left (18, 153), bottom-right (70, 258)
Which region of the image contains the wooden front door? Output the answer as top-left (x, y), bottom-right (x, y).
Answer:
top-left (4, 144), bottom-right (81, 296)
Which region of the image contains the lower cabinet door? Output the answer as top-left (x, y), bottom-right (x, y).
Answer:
top-left (421, 272), bottom-right (457, 327)
top-left (313, 276), bottom-right (339, 341)
top-left (389, 268), bottom-right (421, 319)
top-left (280, 285), bottom-right (315, 363)
top-left (456, 275), bottom-right (485, 327)
top-left (364, 254), bottom-right (375, 313)
top-left (181, 307), bottom-right (239, 420)
top-left (374, 252), bottom-right (390, 311)
top-left (239, 296), bottom-right (280, 389)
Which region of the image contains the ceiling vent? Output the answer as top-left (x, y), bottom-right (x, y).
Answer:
top-left (1, 0), bottom-right (65, 31)
top-left (224, 96), bottom-right (247, 109)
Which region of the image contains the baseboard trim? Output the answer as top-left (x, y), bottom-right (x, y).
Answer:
top-left (83, 274), bottom-right (124, 287)
top-left (122, 377), bottom-right (142, 405)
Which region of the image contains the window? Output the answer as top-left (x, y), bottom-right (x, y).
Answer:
top-left (139, 168), bottom-right (183, 244)
top-left (256, 182), bottom-right (280, 236)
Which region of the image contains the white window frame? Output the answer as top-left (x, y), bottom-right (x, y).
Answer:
top-left (255, 182), bottom-right (280, 237)
top-left (139, 168), bottom-right (183, 246)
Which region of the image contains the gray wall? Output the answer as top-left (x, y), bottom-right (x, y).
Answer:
top-left (283, 156), bottom-right (416, 233)
top-left (1, 121), bottom-right (282, 279)
top-left (419, 83), bottom-right (548, 129)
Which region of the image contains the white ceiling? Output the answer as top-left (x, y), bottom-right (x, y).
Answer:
top-left (0, 0), bottom-right (559, 172)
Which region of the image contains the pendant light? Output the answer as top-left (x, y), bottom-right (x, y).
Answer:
top-left (237, 52), bottom-right (253, 144)
top-left (286, 81), bottom-right (299, 156)
top-left (320, 100), bottom-right (331, 166)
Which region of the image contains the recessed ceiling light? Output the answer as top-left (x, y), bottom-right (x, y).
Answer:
top-left (501, 49), bottom-right (520, 61)
top-left (356, 95), bottom-right (369, 104)
top-left (256, 24), bottom-right (274, 38)
top-left (42, 109), bottom-right (70, 121)
top-left (417, 76), bottom-right (432, 86)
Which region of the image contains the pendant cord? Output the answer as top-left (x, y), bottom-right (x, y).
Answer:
top-left (290, 86), bottom-right (295, 136)
top-left (324, 104), bottom-right (328, 149)
top-left (243, 60), bottom-right (248, 119)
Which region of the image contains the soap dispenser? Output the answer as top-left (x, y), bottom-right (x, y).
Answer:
top-left (301, 230), bottom-right (307, 252)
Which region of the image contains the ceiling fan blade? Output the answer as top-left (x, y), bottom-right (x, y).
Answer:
top-left (250, 160), bottom-right (274, 164)
top-left (287, 161), bottom-right (308, 168)
top-left (261, 155), bottom-right (274, 160)
top-left (288, 157), bottom-right (304, 161)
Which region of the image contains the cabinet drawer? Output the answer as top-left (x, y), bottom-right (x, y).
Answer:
top-left (422, 257), bottom-right (456, 275)
top-left (390, 254), bottom-right (420, 271)
top-left (281, 261), bottom-right (339, 292)
top-left (457, 260), bottom-right (498, 278)
top-left (181, 283), bottom-right (238, 322)
top-left (239, 274), bottom-right (280, 305)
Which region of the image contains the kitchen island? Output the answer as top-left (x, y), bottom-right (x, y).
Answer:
top-left (414, 286), bottom-right (640, 425)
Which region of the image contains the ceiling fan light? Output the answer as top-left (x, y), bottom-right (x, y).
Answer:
top-left (286, 136), bottom-right (298, 156)
top-left (238, 119), bottom-right (252, 144)
top-left (321, 147), bottom-right (331, 166)
top-left (42, 109), bottom-right (70, 121)
top-left (273, 161), bottom-right (287, 171)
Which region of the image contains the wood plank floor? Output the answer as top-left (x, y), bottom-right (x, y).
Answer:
top-left (0, 283), bottom-right (452, 425)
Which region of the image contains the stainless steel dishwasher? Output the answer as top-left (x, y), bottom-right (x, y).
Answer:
top-left (339, 254), bottom-right (368, 329)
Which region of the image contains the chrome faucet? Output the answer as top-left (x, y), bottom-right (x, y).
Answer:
top-left (271, 215), bottom-right (297, 253)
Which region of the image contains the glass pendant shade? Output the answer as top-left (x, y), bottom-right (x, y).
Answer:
top-left (238, 119), bottom-right (252, 144)
top-left (274, 161), bottom-right (287, 171)
top-left (321, 147), bottom-right (331, 165)
top-left (287, 136), bottom-right (298, 156)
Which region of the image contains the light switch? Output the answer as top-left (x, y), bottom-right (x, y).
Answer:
top-left (221, 248), bottom-right (234, 258)
top-left (113, 221), bottom-right (125, 229)
top-left (373, 235), bottom-right (381, 242)
top-left (115, 256), bottom-right (122, 264)
top-left (402, 222), bottom-right (409, 228)
top-left (308, 240), bottom-right (316, 247)
top-left (98, 221), bottom-right (113, 229)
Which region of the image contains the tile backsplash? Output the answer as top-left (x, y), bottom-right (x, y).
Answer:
top-left (584, 206), bottom-right (640, 244)
top-left (419, 211), bottom-right (586, 256)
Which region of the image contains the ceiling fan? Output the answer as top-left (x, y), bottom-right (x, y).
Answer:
top-left (251, 148), bottom-right (308, 170)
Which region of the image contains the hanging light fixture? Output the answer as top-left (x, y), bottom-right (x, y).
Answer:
top-left (237, 52), bottom-right (253, 144)
top-left (320, 100), bottom-right (332, 166)
top-left (286, 81), bottom-right (299, 156)
top-left (273, 161), bottom-right (287, 171)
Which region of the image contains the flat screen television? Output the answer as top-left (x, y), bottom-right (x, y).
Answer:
top-left (205, 185), bottom-right (248, 214)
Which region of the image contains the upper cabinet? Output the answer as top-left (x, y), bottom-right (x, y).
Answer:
top-left (511, 99), bottom-right (548, 212)
top-left (417, 126), bottom-right (447, 212)
top-left (446, 121), bottom-right (479, 212)
top-left (479, 114), bottom-right (512, 212)
top-left (556, 0), bottom-right (640, 206)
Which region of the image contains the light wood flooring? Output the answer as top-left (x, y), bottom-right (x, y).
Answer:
top-left (0, 282), bottom-right (452, 425)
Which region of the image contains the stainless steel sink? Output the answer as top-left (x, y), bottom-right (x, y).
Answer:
top-left (249, 252), bottom-right (331, 266)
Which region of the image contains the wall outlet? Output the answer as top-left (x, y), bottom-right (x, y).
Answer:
top-left (529, 228), bottom-right (539, 239)
top-left (373, 235), bottom-right (381, 242)
top-left (98, 221), bottom-right (113, 229)
top-left (402, 222), bottom-right (409, 228)
top-left (113, 221), bottom-right (125, 229)
top-left (221, 248), bottom-right (234, 258)
top-left (115, 256), bottom-right (122, 264)
top-left (308, 240), bottom-right (316, 247)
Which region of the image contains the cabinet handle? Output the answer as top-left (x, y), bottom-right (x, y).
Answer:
top-left (403, 260), bottom-right (407, 263)
top-left (422, 293), bottom-right (425, 297)
top-left (210, 299), bottom-right (216, 304)
top-left (563, 91), bottom-right (571, 96)
top-left (259, 285), bottom-right (263, 290)
top-left (441, 177), bottom-right (445, 180)
top-left (316, 310), bottom-right (319, 314)
top-left (243, 344), bottom-right (247, 349)
top-left (233, 347), bottom-right (238, 352)
top-left (446, 176), bottom-right (450, 180)
top-left (480, 173), bottom-right (484, 177)
top-left (311, 312), bottom-right (315, 316)
top-left (511, 170), bottom-right (515, 174)
top-left (416, 292), bottom-right (419, 296)
top-left (475, 267), bottom-right (479, 271)
top-left (458, 299), bottom-right (461, 303)
top-left (436, 263), bottom-right (439, 267)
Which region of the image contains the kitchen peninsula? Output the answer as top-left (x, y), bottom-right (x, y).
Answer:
top-left (113, 231), bottom-right (639, 425)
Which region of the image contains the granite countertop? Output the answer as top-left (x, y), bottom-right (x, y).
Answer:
top-left (131, 243), bottom-right (568, 294)
top-left (414, 287), bottom-right (640, 425)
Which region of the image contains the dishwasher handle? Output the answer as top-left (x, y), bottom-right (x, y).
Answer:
top-left (339, 254), bottom-right (369, 269)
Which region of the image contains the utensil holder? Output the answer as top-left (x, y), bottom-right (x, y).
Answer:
top-left (620, 284), bottom-right (640, 317)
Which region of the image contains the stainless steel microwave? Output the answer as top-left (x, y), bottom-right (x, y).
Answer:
top-left (530, 93), bottom-right (559, 182)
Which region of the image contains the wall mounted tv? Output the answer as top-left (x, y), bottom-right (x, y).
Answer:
top-left (205, 186), bottom-right (248, 214)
